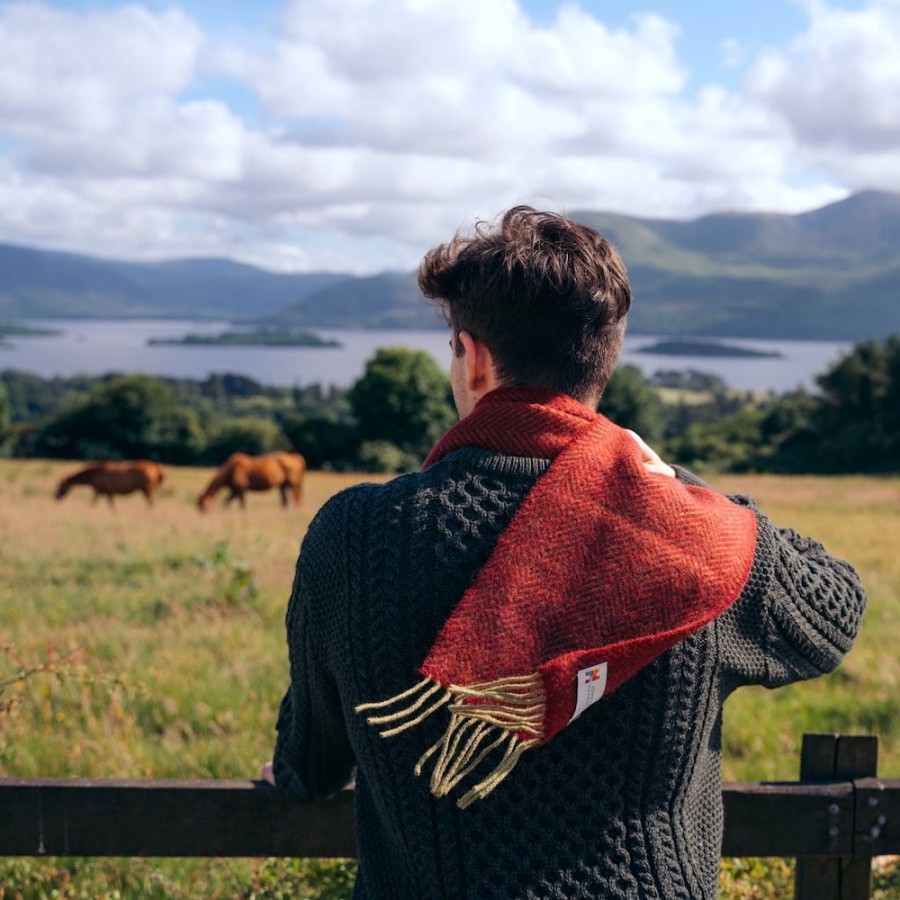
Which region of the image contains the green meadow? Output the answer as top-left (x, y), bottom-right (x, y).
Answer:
top-left (1, 460), bottom-right (898, 898)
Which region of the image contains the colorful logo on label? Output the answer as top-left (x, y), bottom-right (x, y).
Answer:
top-left (570, 661), bottom-right (609, 724)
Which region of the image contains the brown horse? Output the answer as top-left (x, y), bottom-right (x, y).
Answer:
top-left (197, 451), bottom-right (306, 512)
top-left (55, 460), bottom-right (166, 507)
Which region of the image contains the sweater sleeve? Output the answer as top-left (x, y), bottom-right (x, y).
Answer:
top-left (271, 494), bottom-right (357, 800)
top-left (673, 467), bottom-right (867, 690)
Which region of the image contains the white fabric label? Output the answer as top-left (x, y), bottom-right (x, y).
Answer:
top-left (569, 661), bottom-right (608, 724)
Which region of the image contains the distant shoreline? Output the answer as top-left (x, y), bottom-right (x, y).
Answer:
top-left (636, 339), bottom-right (783, 359)
top-left (0, 322), bottom-right (60, 337)
top-left (0, 319), bottom-right (848, 394)
top-left (147, 329), bottom-right (342, 349)
top-left (1, 322), bottom-right (60, 349)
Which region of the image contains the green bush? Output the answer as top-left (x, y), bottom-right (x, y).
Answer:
top-left (282, 416), bottom-right (360, 471)
top-left (601, 364), bottom-right (666, 444)
top-left (201, 417), bottom-right (288, 464)
top-left (0, 379), bottom-right (10, 447)
top-left (32, 374), bottom-right (206, 464)
top-left (356, 440), bottom-right (421, 473)
top-left (348, 347), bottom-right (456, 457)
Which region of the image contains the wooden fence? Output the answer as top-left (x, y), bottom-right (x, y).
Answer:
top-left (1, 734), bottom-right (898, 899)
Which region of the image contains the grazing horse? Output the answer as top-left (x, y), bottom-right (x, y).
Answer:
top-left (55, 460), bottom-right (165, 507)
top-left (197, 451), bottom-right (306, 512)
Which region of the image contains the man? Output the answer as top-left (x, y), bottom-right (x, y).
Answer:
top-left (266, 206), bottom-right (866, 899)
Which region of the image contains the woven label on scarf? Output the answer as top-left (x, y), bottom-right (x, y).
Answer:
top-left (569, 662), bottom-right (608, 724)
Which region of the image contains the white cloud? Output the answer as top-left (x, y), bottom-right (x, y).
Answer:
top-left (0, 0), bottom-right (895, 273)
top-left (747, 0), bottom-right (900, 153)
top-left (220, 1), bottom-right (686, 157)
top-left (0, 4), bottom-right (202, 132)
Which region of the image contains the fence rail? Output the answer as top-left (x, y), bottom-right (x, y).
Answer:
top-left (2, 734), bottom-right (897, 899)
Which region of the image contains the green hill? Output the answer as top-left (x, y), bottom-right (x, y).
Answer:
top-left (0, 246), bottom-right (345, 320)
top-left (571, 190), bottom-right (900, 339)
top-left (2, 191), bottom-right (899, 339)
top-left (266, 271), bottom-right (444, 329)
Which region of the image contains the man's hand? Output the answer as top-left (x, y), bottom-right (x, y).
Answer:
top-left (259, 760), bottom-right (276, 786)
top-left (626, 429), bottom-right (676, 478)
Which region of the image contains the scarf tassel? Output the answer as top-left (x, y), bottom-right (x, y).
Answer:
top-left (356, 674), bottom-right (544, 808)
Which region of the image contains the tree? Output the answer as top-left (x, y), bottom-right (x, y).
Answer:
top-left (817, 339), bottom-right (893, 427)
top-left (347, 347), bottom-right (456, 458)
top-left (806, 336), bottom-right (900, 472)
top-left (666, 406), bottom-right (765, 472)
top-left (200, 417), bottom-right (288, 464)
top-left (282, 415), bottom-right (360, 471)
top-left (33, 374), bottom-right (206, 464)
top-left (356, 440), bottom-right (423, 474)
top-left (753, 391), bottom-right (820, 473)
top-left (599, 365), bottom-right (666, 444)
top-left (0, 381), bottom-right (9, 445)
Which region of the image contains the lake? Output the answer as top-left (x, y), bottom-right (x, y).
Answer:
top-left (0, 319), bottom-right (853, 394)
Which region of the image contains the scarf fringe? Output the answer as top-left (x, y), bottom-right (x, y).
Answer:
top-left (356, 674), bottom-right (544, 807)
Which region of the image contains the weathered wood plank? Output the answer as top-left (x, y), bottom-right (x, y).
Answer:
top-left (837, 735), bottom-right (879, 900)
top-left (2, 778), bottom-right (885, 859)
top-left (795, 734), bottom-right (843, 900)
top-left (2, 774), bottom-right (900, 870)
top-left (835, 735), bottom-right (879, 783)
top-left (855, 778), bottom-right (900, 857)
top-left (800, 733), bottom-right (839, 781)
top-left (794, 734), bottom-right (879, 900)
top-left (0, 779), bottom-right (356, 858)
top-left (722, 781), bottom-right (853, 857)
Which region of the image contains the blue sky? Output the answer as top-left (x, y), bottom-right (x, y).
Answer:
top-left (42, 0), bottom-right (820, 99)
top-left (526, 0), bottom-right (809, 84)
top-left (42, 0), bottom-right (833, 88)
top-left (0, 0), bottom-right (897, 273)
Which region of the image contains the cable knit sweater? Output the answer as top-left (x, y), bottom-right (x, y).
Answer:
top-left (272, 448), bottom-right (866, 900)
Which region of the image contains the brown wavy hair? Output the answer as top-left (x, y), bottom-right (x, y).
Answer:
top-left (418, 206), bottom-right (631, 402)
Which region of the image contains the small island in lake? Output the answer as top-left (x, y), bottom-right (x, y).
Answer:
top-left (636, 339), bottom-right (782, 359)
top-left (0, 322), bottom-right (60, 337)
top-left (148, 329), bottom-right (342, 348)
top-left (1, 321), bottom-right (60, 348)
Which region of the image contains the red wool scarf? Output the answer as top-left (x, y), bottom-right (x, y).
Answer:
top-left (357, 387), bottom-right (757, 807)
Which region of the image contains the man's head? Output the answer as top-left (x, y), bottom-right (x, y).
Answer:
top-left (418, 206), bottom-right (632, 407)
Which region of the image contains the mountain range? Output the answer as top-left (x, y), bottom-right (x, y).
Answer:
top-left (1, 190), bottom-right (899, 340)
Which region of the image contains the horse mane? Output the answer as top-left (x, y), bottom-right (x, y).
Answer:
top-left (57, 464), bottom-right (104, 496)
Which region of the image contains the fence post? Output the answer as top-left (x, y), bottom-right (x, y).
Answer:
top-left (794, 733), bottom-right (878, 900)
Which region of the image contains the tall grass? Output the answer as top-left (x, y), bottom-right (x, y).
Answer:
top-left (1, 461), bottom-right (897, 897)
top-left (0, 460), bottom-right (388, 781)
top-left (714, 474), bottom-right (900, 783)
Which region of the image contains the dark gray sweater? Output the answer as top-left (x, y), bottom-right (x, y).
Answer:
top-left (273, 448), bottom-right (866, 899)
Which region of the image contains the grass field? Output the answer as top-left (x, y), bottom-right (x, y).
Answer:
top-left (1, 460), bottom-right (898, 898)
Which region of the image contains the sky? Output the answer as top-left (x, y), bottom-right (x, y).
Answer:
top-left (0, 0), bottom-right (898, 274)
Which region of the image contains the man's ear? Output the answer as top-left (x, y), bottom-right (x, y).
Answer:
top-left (458, 331), bottom-right (498, 395)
